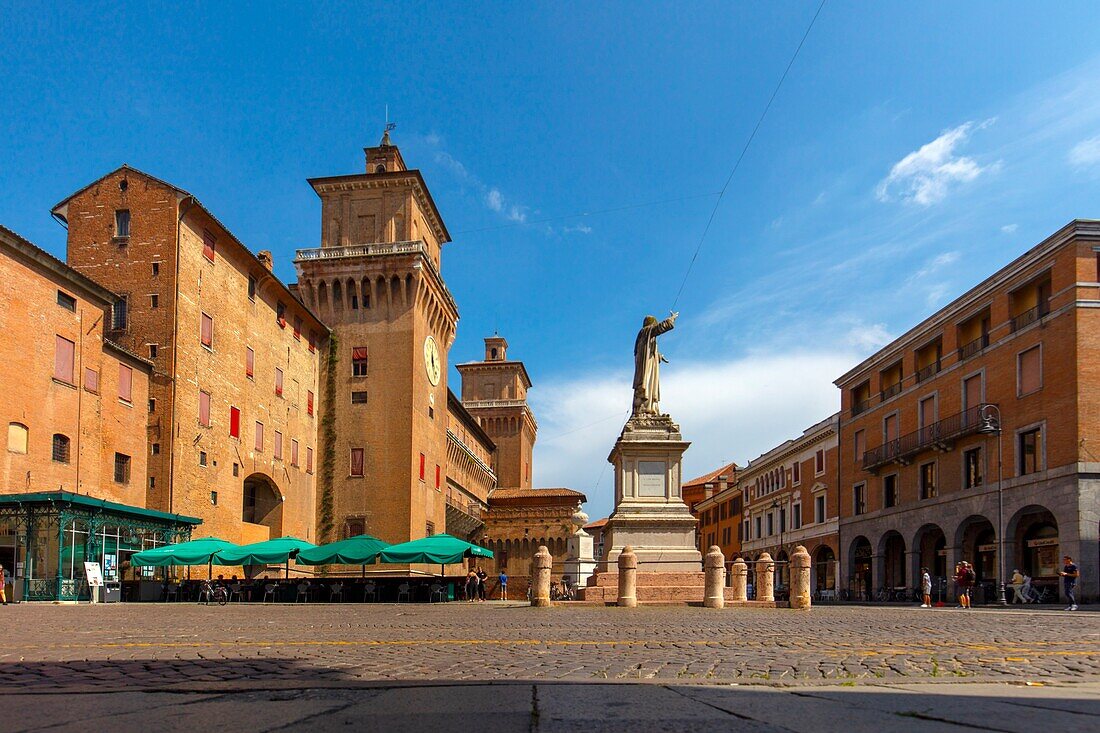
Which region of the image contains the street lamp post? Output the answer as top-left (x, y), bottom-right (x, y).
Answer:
top-left (771, 499), bottom-right (785, 589)
top-left (977, 403), bottom-right (1008, 606)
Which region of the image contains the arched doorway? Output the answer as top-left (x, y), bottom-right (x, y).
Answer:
top-left (913, 524), bottom-right (947, 581)
top-left (879, 531), bottom-right (906, 589)
top-left (813, 546), bottom-right (836, 592)
top-left (1008, 506), bottom-right (1059, 582)
top-left (849, 536), bottom-right (872, 601)
top-left (956, 515), bottom-right (996, 582)
top-left (242, 473), bottom-right (283, 538)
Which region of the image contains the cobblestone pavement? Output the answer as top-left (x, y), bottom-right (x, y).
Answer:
top-left (2, 602), bottom-right (1098, 692)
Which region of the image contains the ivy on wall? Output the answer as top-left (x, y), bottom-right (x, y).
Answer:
top-left (318, 330), bottom-right (338, 544)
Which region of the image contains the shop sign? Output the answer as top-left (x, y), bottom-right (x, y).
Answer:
top-left (84, 562), bottom-right (103, 587)
top-left (1026, 537), bottom-right (1059, 548)
top-left (977, 543), bottom-right (997, 552)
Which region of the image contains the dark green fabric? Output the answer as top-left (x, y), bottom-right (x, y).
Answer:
top-left (131, 537), bottom-right (239, 567)
top-left (296, 535), bottom-right (389, 565)
top-left (213, 536), bottom-right (316, 566)
top-left (378, 534), bottom-right (493, 564)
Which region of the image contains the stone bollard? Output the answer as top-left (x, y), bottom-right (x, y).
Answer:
top-left (730, 557), bottom-right (748, 602)
top-left (531, 545), bottom-right (552, 607)
top-left (704, 545), bottom-right (726, 609)
top-left (790, 544), bottom-right (812, 610)
top-left (756, 552), bottom-right (775, 603)
top-left (617, 545), bottom-right (638, 608)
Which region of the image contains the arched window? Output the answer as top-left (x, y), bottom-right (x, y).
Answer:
top-left (375, 164), bottom-right (386, 173)
top-left (52, 434), bottom-right (71, 463)
top-left (7, 423), bottom-right (28, 454)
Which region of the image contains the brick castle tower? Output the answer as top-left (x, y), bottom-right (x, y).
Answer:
top-left (293, 130), bottom-right (458, 544)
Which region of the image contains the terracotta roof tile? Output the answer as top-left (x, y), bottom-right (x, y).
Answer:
top-left (684, 461), bottom-right (738, 488)
top-left (490, 487), bottom-right (587, 501)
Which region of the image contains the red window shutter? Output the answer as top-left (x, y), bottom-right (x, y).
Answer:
top-left (246, 347), bottom-right (254, 378)
top-left (201, 313), bottom-right (213, 347)
top-left (84, 368), bottom-right (99, 393)
top-left (293, 316), bottom-right (302, 340)
top-left (118, 364), bottom-right (133, 402)
top-left (307, 447), bottom-right (313, 473)
top-left (435, 464), bottom-right (441, 489)
top-left (274, 431), bottom-right (283, 459)
top-left (199, 391), bottom-right (211, 426)
top-left (308, 330), bottom-right (316, 353)
top-left (54, 335), bottom-right (75, 383)
top-left (229, 406), bottom-right (240, 438)
top-left (203, 230), bottom-right (216, 262)
top-left (307, 390), bottom-right (314, 416)
top-left (255, 422), bottom-right (264, 451)
top-left (352, 347), bottom-right (368, 360)
top-left (920, 397), bottom-right (935, 428)
top-left (1019, 346), bottom-right (1041, 395)
top-left (419, 453), bottom-right (425, 480)
top-left (292, 439), bottom-right (299, 466)
top-left (351, 448), bottom-right (364, 477)
top-left (885, 414), bottom-right (898, 442)
top-left (853, 432), bottom-right (864, 463)
top-left (275, 368), bottom-right (283, 396)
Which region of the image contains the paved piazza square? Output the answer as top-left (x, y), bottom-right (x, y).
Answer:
top-left (3, 603), bottom-right (1098, 731)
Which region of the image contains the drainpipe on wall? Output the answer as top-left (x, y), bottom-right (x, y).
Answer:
top-left (169, 196), bottom-right (196, 513)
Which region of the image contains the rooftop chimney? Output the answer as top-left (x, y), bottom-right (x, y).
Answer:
top-left (257, 250), bottom-right (274, 271)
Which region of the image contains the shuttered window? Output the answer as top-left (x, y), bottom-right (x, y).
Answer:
top-left (246, 347), bottom-right (254, 378)
top-left (352, 347), bottom-right (368, 377)
top-left (306, 447), bottom-right (314, 474)
top-left (54, 336), bottom-right (75, 383)
top-left (350, 448), bottom-right (365, 477)
top-left (307, 390), bottom-right (314, 416)
top-left (274, 431), bottom-right (283, 460)
top-left (255, 422), bottom-right (264, 451)
top-left (229, 406), bottom-right (241, 438)
top-left (199, 390), bottom-right (211, 427)
top-left (118, 364), bottom-right (133, 403)
top-left (884, 413), bottom-right (898, 442)
top-left (963, 374), bottom-right (983, 411)
top-left (202, 230), bottom-right (216, 262)
top-left (84, 368), bottom-right (99, 394)
top-left (275, 367), bottom-right (283, 397)
top-left (200, 313), bottom-right (213, 348)
top-left (1018, 346), bottom-right (1041, 396)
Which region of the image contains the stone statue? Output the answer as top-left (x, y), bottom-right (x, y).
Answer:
top-left (632, 312), bottom-right (678, 416)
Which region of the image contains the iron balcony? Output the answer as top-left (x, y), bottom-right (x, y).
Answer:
top-left (861, 403), bottom-right (995, 473)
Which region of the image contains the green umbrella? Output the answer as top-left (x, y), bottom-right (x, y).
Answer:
top-left (378, 534), bottom-right (493, 565)
top-left (296, 534), bottom-right (390, 566)
top-left (131, 537), bottom-right (239, 567)
top-left (214, 536), bottom-right (316, 566)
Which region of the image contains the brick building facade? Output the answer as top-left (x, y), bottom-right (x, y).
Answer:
top-left (52, 167), bottom-right (327, 548)
top-left (738, 415), bottom-right (839, 594)
top-left (684, 462), bottom-right (739, 560)
top-left (836, 220), bottom-right (1100, 603)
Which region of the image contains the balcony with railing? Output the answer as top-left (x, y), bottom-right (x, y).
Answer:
top-left (862, 403), bottom-right (995, 472)
top-left (294, 240), bottom-right (428, 262)
top-left (880, 382), bottom-right (903, 402)
top-left (1010, 301), bottom-right (1050, 332)
top-left (851, 397), bottom-right (874, 416)
top-left (915, 359), bottom-right (941, 383)
top-left (462, 399), bottom-right (527, 410)
top-left (957, 333), bottom-right (989, 361)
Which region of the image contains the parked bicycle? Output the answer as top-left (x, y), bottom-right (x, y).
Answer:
top-left (198, 580), bottom-right (228, 606)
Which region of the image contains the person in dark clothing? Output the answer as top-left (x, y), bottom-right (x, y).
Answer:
top-left (476, 567), bottom-right (488, 601)
top-left (1060, 555), bottom-right (1080, 611)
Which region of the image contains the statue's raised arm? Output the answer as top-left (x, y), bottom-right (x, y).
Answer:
top-left (631, 312), bottom-right (678, 417)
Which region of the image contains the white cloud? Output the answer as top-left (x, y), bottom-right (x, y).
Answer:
top-left (842, 322), bottom-right (892, 352)
top-left (1001, 223), bottom-right (1018, 234)
top-left (485, 188), bottom-right (504, 212)
top-left (911, 251), bottom-right (959, 280)
top-left (531, 351), bottom-right (852, 520)
top-left (430, 147), bottom-right (529, 225)
top-left (1068, 135), bottom-right (1100, 167)
top-left (564, 223), bottom-right (592, 235)
top-left (876, 120), bottom-right (998, 206)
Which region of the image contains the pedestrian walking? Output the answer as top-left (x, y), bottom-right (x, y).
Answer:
top-left (476, 567), bottom-right (487, 601)
top-left (498, 570), bottom-right (508, 600)
top-left (1060, 555), bottom-right (1080, 611)
top-left (0, 565), bottom-right (8, 605)
top-left (954, 562), bottom-right (974, 609)
top-left (920, 568), bottom-right (932, 608)
top-left (1009, 569), bottom-right (1027, 604)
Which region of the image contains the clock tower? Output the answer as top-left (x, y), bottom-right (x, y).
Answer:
top-left (294, 131), bottom-right (458, 546)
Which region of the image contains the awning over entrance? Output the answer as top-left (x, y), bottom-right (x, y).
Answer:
top-left (0, 491), bottom-right (201, 602)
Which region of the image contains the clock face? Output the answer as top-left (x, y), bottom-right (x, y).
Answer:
top-left (423, 335), bottom-right (442, 386)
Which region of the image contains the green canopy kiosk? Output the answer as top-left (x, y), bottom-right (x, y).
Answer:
top-left (0, 491), bottom-right (200, 602)
top-left (214, 536), bottom-right (316, 578)
top-left (296, 535), bottom-right (389, 574)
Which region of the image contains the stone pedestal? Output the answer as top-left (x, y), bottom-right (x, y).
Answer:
top-left (563, 529), bottom-right (597, 590)
top-left (579, 414), bottom-right (705, 604)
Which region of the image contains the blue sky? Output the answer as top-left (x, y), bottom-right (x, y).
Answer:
top-left (4, 3), bottom-right (1100, 520)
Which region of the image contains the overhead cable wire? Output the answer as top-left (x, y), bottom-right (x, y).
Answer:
top-left (670, 0), bottom-right (827, 310)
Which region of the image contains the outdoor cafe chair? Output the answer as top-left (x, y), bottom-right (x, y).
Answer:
top-left (296, 582), bottom-right (310, 603)
top-left (362, 582), bottom-right (377, 602)
top-left (228, 583), bottom-right (243, 603)
top-left (163, 584), bottom-right (178, 602)
top-left (397, 582), bottom-right (411, 603)
top-left (262, 583), bottom-right (278, 603)
top-left (429, 583), bottom-right (445, 603)
top-left (329, 582), bottom-right (344, 602)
